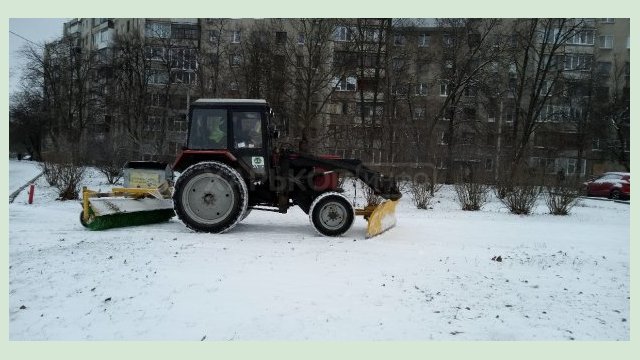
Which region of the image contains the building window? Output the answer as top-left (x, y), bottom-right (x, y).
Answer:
top-left (439, 82), bottom-right (449, 96)
top-left (567, 30), bottom-right (595, 45)
top-left (171, 48), bottom-right (198, 70)
top-left (564, 54), bottom-right (593, 71)
top-left (392, 84), bottom-right (408, 96)
top-left (541, 80), bottom-right (553, 95)
top-left (565, 158), bottom-right (577, 175)
top-left (334, 26), bottom-right (352, 42)
top-left (230, 54), bottom-right (242, 67)
top-left (597, 61), bottom-right (612, 75)
top-left (341, 102), bottom-right (349, 115)
top-left (442, 34), bottom-right (454, 47)
top-left (171, 70), bottom-right (196, 85)
top-left (599, 35), bottom-right (614, 49)
top-left (592, 138), bottom-right (601, 151)
top-left (485, 158), bottom-right (493, 171)
top-left (297, 32), bottom-right (305, 45)
top-left (463, 86), bottom-right (477, 97)
top-left (171, 23), bottom-right (198, 40)
top-left (392, 58), bottom-right (405, 71)
top-left (333, 76), bottom-right (357, 91)
top-left (356, 102), bottom-right (384, 117)
top-left (416, 33), bottom-right (429, 47)
top-left (146, 70), bottom-right (169, 84)
top-left (209, 30), bottom-right (221, 44)
top-left (412, 107), bottom-right (425, 119)
top-left (145, 46), bottom-right (166, 61)
top-left (439, 131), bottom-right (449, 145)
top-left (231, 30), bottom-right (241, 44)
top-left (276, 31), bottom-right (287, 44)
top-left (363, 28), bottom-right (381, 42)
top-left (504, 104), bottom-right (515, 122)
top-left (145, 21), bottom-right (170, 38)
top-left (394, 34), bottom-right (406, 46)
top-left (296, 55), bottom-right (304, 67)
top-left (415, 82), bottom-right (428, 96)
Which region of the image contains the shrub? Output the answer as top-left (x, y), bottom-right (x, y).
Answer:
top-left (41, 159), bottom-right (86, 200)
top-left (545, 182), bottom-right (580, 215)
top-left (495, 167), bottom-right (542, 215)
top-left (454, 180), bottom-right (490, 211)
top-left (409, 174), bottom-right (434, 209)
top-left (363, 181), bottom-right (382, 206)
top-left (97, 162), bottom-right (124, 185)
top-left (499, 184), bottom-right (541, 214)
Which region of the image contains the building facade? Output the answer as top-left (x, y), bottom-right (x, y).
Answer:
top-left (58, 18), bottom-right (629, 178)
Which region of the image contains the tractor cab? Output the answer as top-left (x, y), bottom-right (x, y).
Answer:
top-left (176, 99), bottom-right (273, 182)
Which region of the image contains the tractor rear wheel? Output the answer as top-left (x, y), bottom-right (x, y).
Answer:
top-left (309, 192), bottom-right (355, 237)
top-left (173, 161), bottom-right (248, 233)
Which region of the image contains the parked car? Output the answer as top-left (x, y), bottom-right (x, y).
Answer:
top-left (583, 172), bottom-right (630, 200)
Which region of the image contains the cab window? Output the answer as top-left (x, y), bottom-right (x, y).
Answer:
top-left (233, 111), bottom-right (262, 148)
top-left (188, 108), bottom-right (228, 149)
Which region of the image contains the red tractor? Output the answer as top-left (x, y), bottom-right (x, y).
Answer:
top-left (82, 99), bottom-right (401, 237)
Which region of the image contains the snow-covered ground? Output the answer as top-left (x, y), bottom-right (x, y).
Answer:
top-left (8, 163), bottom-right (629, 340)
top-left (9, 159), bottom-right (41, 194)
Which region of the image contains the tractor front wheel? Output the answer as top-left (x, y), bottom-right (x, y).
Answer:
top-left (309, 192), bottom-right (355, 237)
top-left (173, 162), bottom-right (248, 233)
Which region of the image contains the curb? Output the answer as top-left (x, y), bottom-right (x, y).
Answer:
top-left (9, 172), bottom-right (44, 204)
top-left (578, 196), bottom-right (630, 205)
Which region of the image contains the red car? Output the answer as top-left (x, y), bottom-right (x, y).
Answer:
top-left (584, 172), bottom-right (630, 200)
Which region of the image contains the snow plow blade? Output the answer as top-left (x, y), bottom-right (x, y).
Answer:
top-left (356, 200), bottom-right (399, 238)
top-left (80, 186), bottom-right (174, 231)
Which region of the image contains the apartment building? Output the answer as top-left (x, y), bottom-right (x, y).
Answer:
top-left (58, 18), bottom-right (629, 176)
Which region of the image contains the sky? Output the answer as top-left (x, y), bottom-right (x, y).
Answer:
top-left (9, 18), bottom-right (68, 95)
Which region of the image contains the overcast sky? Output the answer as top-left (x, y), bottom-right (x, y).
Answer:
top-left (9, 18), bottom-right (68, 95)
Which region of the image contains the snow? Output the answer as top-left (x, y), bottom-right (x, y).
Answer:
top-left (9, 159), bottom-right (42, 194)
top-left (8, 162), bottom-right (630, 340)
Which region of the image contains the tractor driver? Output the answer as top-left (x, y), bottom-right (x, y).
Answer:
top-left (235, 113), bottom-right (262, 148)
top-left (207, 116), bottom-right (226, 148)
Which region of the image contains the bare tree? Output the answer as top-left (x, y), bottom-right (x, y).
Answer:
top-left (197, 19), bottom-right (229, 98)
top-left (434, 18), bottom-right (503, 183)
top-left (111, 32), bottom-right (152, 158)
top-left (275, 18), bottom-right (353, 152)
top-left (504, 18), bottom-right (584, 179)
top-left (9, 90), bottom-right (46, 160)
top-left (21, 35), bottom-right (99, 162)
top-left (592, 56), bottom-right (630, 171)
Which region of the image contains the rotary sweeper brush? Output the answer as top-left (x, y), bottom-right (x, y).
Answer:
top-left (81, 99), bottom-right (401, 238)
top-left (80, 162), bottom-right (175, 230)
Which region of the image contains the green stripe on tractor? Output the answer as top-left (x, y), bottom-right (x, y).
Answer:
top-left (83, 209), bottom-right (175, 231)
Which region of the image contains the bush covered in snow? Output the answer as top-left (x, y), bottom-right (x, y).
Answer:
top-left (454, 180), bottom-right (490, 211)
top-left (41, 160), bottom-right (85, 200)
top-left (545, 182), bottom-right (581, 215)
